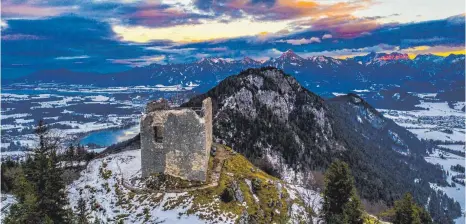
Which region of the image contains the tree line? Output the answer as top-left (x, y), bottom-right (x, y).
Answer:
top-left (321, 160), bottom-right (433, 224)
top-left (1, 120), bottom-right (97, 224)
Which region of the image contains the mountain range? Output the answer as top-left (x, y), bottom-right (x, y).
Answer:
top-left (9, 50), bottom-right (465, 98)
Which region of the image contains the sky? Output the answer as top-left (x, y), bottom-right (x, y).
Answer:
top-left (1, 0), bottom-right (465, 78)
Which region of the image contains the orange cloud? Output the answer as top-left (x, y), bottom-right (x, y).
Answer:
top-left (293, 14), bottom-right (380, 38)
top-left (195, 0), bottom-right (373, 21)
top-left (203, 0), bottom-right (377, 38)
top-left (276, 0), bottom-right (371, 18)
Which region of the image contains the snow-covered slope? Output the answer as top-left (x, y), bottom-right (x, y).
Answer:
top-left (67, 147), bottom-right (317, 223)
top-left (67, 149), bottom-right (205, 223)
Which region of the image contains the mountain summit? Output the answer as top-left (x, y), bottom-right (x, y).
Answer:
top-left (182, 67), bottom-right (459, 222)
top-left (278, 49), bottom-right (303, 61)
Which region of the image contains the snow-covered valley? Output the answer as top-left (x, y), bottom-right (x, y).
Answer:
top-left (1, 83), bottom-right (464, 223)
top-left (1, 84), bottom-right (197, 158)
top-left (379, 96), bottom-right (465, 223)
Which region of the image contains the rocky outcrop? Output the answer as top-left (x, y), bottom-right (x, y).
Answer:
top-left (183, 67), bottom-right (345, 185)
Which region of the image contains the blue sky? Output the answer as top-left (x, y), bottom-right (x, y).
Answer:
top-left (1, 0), bottom-right (465, 78)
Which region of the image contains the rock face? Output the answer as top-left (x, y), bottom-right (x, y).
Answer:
top-left (183, 67), bottom-right (346, 185)
top-left (140, 98), bottom-right (212, 182)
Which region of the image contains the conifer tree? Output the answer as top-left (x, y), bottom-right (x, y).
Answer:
top-left (66, 144), bottom-right (75, 167)
top-left (5, 120), bottom-right (71, 223)
top-left (393, 193), bottom-right (433, 224)
top-left (4, 170), bottom-right (41, 224)
top-left (77, 197), bottom-right (89, 224)
top-left (321, 160), bottom-right (363, 224)
top-left (343, 193), bottom-right (363, 224)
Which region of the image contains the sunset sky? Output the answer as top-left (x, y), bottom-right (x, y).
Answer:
top-left (1, 0), bottom-right (465, 78)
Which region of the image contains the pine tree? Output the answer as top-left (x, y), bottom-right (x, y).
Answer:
top-left (419, 206), bottom-right (433, 224)
top-left (343, 193), bottom-right (363, 224)
top-left (76, 144), bottom-right (87, 162)
top-left (5, 120), bottom-right (71, 223)
top-left (77, 197), bottom-right (89, 224)
top-left (1, 159), bottom-right (19, 193)
top-left (394, 193), bottom-right (415, 224)
top-left (393, 193), bottom-right (433, 224)
top-left (321, 160), bottom-right (363, 224)
top-left (4, 170), bottom-right (41, 224)
top-left (66, 144), bottom-right (76, 167)
top-left (44, 148), bottom-right (70, 223)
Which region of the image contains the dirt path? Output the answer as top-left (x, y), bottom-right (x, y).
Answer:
top-left (120, 144), bottom-right (232, 194)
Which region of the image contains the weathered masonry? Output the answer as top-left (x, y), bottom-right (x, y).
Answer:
top-left (140, 98), bottom-right (212, 182)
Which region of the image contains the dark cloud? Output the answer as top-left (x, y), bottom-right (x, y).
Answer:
top-left (124, 4), bottom-right (212, 28)
top-left (1, 16), bottom-right (172, 78)
top-left (1, 14), bottom-right (464, 79)
top-left (193, 0), bottom-right (214, 11)
top-left (2, 0), bottom-right (213, 28)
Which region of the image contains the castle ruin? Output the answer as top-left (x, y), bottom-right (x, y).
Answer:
top-left (140, 98), bottom-right (212, 182)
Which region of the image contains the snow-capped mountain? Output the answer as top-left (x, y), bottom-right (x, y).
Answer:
top-left (414, 54), bottom-right (444, 63)
top-left (267, 49), bottom-right (305, 69)
top-left (353, 52), bottom-right (410, 66)
top-left (308, 55), bottom-right (343, 66)
top-left (10, 51), bottom-right (465, 96)
top-left (240, 56), bottom-right (261, 66)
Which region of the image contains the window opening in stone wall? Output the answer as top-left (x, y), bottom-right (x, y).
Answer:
top-left (154, 126), bottom-right (163, 143)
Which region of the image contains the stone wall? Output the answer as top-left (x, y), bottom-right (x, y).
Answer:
top-left (203, 98), bottom-right (213, 159)
top-left (146, 99), bottom-right (170, 113)
top-left (140, 110), bottom-right (168, 178)
top-left (163, 110), bottom-right (207, 181)
top-left (140, 98), bottom-right (212, 182)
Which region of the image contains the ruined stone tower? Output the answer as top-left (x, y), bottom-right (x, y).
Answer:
top-left (140, 98), bottom-right (212, 182)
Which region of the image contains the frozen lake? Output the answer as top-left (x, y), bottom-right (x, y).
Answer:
top-left (79, 125), bottom-right (139, 147)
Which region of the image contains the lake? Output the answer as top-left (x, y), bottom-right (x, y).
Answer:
top-left (79, 125), bottom-right (139, 147)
